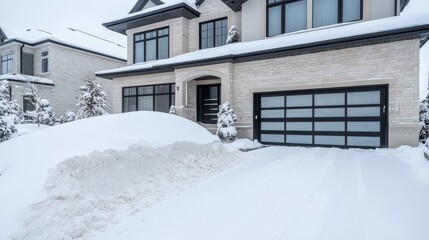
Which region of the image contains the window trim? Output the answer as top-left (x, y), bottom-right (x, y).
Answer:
top-left (41, 51), bottom-right (49, 73)
top-left (133, 27), bottom-right (170, 64)
top-left (311, 0), bottom-right (363, 29)
top-left (1, 52), bottom-right (14, 75)
top-left (122, 83), bottom-right (175, 113)
top-left (199, 17), bottom-right (228, 50)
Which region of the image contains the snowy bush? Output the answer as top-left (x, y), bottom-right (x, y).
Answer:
top-left (216, 101), bottom-right (238, 142)
top-left (76, 75), bottom-right (109, 119)
top-left (60, 111), bottom-right (76, 124)
top-left (0, 118), bottom-right (16, 142)
top-left (169, 105), bottom-right (176, 114)
top-left (37, 99), bottom-right (55, 126)
top-left (226, 25), bottom-right (239, 44)
top-left (419, 93), bottom-right (429, 144)
top-left (0, 81), bottom-right (22, 141)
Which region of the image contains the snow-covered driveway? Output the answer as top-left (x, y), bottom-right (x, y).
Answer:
top-left (109, 146), bottom-right (429, 240)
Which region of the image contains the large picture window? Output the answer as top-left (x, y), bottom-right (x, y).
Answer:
top-left (200, 18), bottom-right (228, 49)
top-left (123, 83), bottom-right (175, 113)
top-left (267, 0), bottom-right (307, 37)
top-left (313, 0), bottom-right (362, 28)
top-left (1, 53), bottom-right (13, 75)
top-left (134, 27), bottom-right (169, 63)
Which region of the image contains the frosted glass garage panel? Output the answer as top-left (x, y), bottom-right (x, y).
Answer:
top-left (286, 122), bottom-right (313, 131)
top-left (347, 136), bottom-right (380, 147)
top-left (347, 91), bottom-right (380, 105)
top-left (261, 134), bottom-right (285, 143)
top-left (261, 122), bottom-right (285, 131)
top-left (261, 96), bottom-right (284, 108)
top-left (314, 108), bottom-right (345, 117)
top-left (286, 94), bottom-right (312, 107)
top-left (347, 107), bottom-right (380, 117)
top-left (261, 109), bottom-right (284, 118)
top-left (347, 122), bottom-right (380, 132)
top-left (287, 135), bottom-right (313, 144)
top-left (314, 93), bottom-right (345, 106)
top-left (315, 135), bottom-right (345, 145)
top-left (314, 122), bottom-right (345, 131)
top-left (286, 109), bottom-right (312, 118)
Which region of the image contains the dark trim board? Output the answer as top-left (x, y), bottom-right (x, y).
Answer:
top-left (253, 85), bottom-right (388, 149)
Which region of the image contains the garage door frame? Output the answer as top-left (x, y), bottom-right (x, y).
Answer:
top-left (253, 85), bottom-right (388, 149)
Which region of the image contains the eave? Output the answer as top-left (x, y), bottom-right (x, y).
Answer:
top-left (221, 0), bottom-right (248, 12)
top-left (103, 3), bottom-right (200, 35)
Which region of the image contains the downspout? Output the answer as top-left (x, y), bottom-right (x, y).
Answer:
top-left (20, 43), bottom-right (24, 74)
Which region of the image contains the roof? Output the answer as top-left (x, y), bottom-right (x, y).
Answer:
top-left (401, 0), bottom-right (411, 12)
top-left (103, 0), bottom-right (200, 35)
top-left (0, 28), bottom-right (126, 61)
top-left (129, 0), bottom-right (164, 13)
top-left (0, 27), bottom-right (7, 43)
top-left (97, 13), bottom-right (429, 79)
top-left (0, 74), bottom-right (54, 86)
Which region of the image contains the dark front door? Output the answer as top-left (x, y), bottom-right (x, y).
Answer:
top-left (254, 85), bottom-right (388, 148)
top-left (197, 84), bottom-right (221, 124)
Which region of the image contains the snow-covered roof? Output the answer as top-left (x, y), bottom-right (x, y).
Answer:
top-left (0, 73), bottom-right (54, 86)
top-left (103, 0), bottom-right (199, 35)
top-left (0, 28), bottom-right (126, 61)
top-left (98, 13), bottom-right (429, 79)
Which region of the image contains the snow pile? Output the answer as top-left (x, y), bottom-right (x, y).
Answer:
top-left (11, 142), bottom-right (240, 240)
top-left (0, 111), bottom-right (219, 239)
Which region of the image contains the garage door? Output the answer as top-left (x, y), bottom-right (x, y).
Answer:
top-left (254, 86), bottom-right (387, 148)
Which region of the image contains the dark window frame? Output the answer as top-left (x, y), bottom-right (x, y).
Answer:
top-left (266, 0), bottom-right (308, 37)
top-left (199, 17), bottom-right (228, 50)
top-left (23, 95), bottom-right (36, 113)
top-left (41, 51), bottom-right (49, 73)
top-left (253, 85), bottom-right (388, 149)
top-left (197, 84), bottom-right (221, 124)
top-left (133, 27), bottom-right (170, 64)
top-left (1, 52), bottom-right (13, 75)
top-left (122, 83), bottom-right (175, 113)
top-left (311, 0), bottom-right (363, 29)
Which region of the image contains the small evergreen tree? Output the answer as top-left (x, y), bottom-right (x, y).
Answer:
top-left (38, 99), bottom-right (55, 126)
top-left (60, 111), bottom-right (76, 124)
top-left (419, 93), bottom-right (429, 143)
top-left (0, 81), bottom-right (21, 141)
top-left (226, 25), bottom-right (240, 44)
top-left (0, 118), bottom-right (16, 142)
top-left (76, 75), bottom-right (109, 119)
top-left (169, 105), bottom-right (176, 114)
top-left (216, 101), bottom-right (238, 142)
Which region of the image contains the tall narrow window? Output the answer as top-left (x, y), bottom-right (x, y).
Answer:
top-left (1, 53), bottom-right (13, 75)
top-left (200, 18), bottom-right (228, 49)
top-left (41, 51), bottom-right (49, 73)
top-left (134, 27), bottom-right (169, 64)
top-left (267, 0), bottom-right (307, 37)
top-left (313, 0), bottom-right (362, 28)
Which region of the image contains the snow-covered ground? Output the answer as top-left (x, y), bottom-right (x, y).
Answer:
top-left (1, 112), bottom-right (429, 240)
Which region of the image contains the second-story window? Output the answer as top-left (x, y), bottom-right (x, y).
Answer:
top-left (1, 53), bottom-right (13, 75)
top-left (41, 51), bottom-right (49, 73)
top-left (200, 18), bottom-right (228, 49)
top-left (313, 0), bottom-right (362, 28)
top-left (134, 27), bottom-right (169, 63)
top-left (267, 0), bottom-right (307, 37)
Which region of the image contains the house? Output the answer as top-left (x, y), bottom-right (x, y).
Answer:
top-left (0, 27), bottom-right (126, 117)
top-left (97, 0), bottom-right (429, 148)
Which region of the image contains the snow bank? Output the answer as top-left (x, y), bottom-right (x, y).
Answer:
top-left (0, 111), bottom-right (219, 239)
top-left (11, 142), bottom-right (240, 240)
top-left (14, 124), bottom-right (50, 136)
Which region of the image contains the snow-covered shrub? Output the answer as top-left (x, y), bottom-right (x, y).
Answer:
top-left (419, 93), bottom-right (429, 144)
top-left (60, 111), bottom-right (76, 124)
top-left (216, 101), bottom-right (238, 142)
top-left (76, 75), bottom-right (109, 119)
top-left (226, 25), bottom-right (239, 44)
top-left (169, 105), bottom-right (176, 114)
top-left (37, 99), bottom-right (55, 126)
top-left (0, 118), bottom-right (16, 142)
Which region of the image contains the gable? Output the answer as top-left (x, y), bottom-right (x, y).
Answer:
top-left (0, 27), bottom-right (7, 43)
top-left (400, 0), bottom-right (411, 12)
top-left (196, 0), bottom-right (248, 12)
top-left (129, 0), bottom-right (164, 14)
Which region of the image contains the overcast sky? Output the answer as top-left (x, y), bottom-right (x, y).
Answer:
top-left (0, 0), bottom-right (137, 45)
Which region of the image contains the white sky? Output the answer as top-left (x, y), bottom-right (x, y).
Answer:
top-left (0, 0), bottom-right (137, 46)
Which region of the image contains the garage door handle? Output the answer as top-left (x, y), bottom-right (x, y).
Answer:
top-left (255, 115), bottom-right (258, 120)
top-left (383, 105), bottom-right (386, 114)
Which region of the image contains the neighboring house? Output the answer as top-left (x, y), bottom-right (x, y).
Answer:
top-left (97, 0), bottom-right (429, 148)
top-left (0, 27), bottom-right (126, 117)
